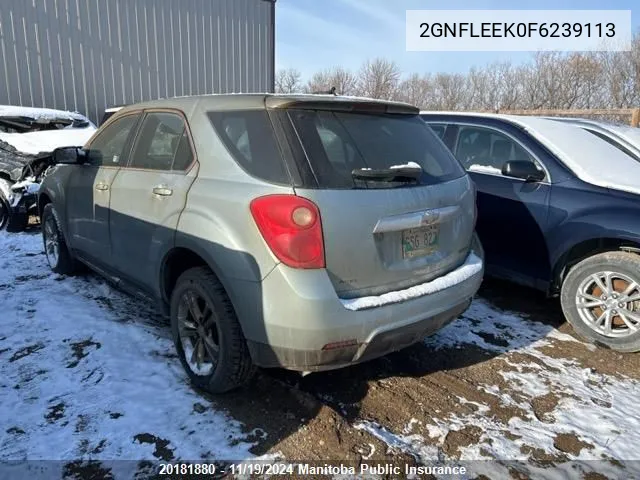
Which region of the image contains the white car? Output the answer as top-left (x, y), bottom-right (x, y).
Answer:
top-left (0, 106), bottom-right (96, 231)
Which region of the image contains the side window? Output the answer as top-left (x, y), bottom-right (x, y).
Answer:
top-left (208, 110), bottom-right (289, 184)
top-left (454, 125), bottom-right (540, 176)
top-left (87, 114), bottom-right (140, 166)
top-left (129, 112), bottom-right (193, 171)
top-left (429, 124), bottom-right (446, 140)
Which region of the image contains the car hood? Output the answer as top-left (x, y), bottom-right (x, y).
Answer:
top-left (0, 126), bottom-right (96, 156)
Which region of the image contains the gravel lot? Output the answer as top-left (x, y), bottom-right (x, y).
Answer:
top-left (1, 230), bottom-right (640, 479)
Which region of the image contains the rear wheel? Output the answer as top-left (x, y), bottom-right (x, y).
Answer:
top-left (561, 251), bottom-right (640, 352)
top-left (41, 204), bottom-right (78, 275)
top-left (170, 267), bottom-right (255, 393)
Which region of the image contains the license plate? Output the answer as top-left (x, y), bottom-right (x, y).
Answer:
top-left (402, 225), bottom-right (439, 259)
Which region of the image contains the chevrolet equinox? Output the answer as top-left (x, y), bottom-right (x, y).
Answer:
top-left (39, 94), bottom-right (484, 393)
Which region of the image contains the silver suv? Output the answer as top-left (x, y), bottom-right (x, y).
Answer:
top-left (39, 94), bottom-right (484, 393)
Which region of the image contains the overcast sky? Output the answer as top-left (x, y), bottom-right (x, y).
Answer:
top-left (275, 0), bottom-right (640, 79)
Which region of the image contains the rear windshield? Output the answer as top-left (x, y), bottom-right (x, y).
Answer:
top-left (288, 109), bottom-right (465, 189)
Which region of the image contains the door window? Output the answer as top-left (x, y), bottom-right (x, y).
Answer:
top-left (129, 112), bottom-right (194, 171)
top-left (454, 125), bottom-right (542, 177)
top-left (86, 114), bottom-right (141, 166)
top-left (429, 124), bottom-right (446, 140)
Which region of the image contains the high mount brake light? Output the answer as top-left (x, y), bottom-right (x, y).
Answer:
top-left (250, 195), bottom-right (325, 269)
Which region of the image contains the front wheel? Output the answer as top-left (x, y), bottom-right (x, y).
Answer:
top-left (561, 251), bottom-right (640, 352)
top-left (170, 267), bottom-right (255, 393)
top-left (41, 204), bottom-right (79, 275)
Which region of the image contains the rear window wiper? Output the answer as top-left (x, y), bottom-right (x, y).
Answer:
top-left (351, 165), bottom-right (422, 182)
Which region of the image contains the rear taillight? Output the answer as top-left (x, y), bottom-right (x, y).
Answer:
top-left (250, 195), bottom-right (325, 269)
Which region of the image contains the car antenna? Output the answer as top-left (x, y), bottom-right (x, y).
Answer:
top-left (313, 86), bottom-right (338, 96)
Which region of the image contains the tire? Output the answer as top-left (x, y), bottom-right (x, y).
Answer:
top-left (41, 203), bottom-right (79, 275)
top-left (0, 192), bottom-right (8, 231)
top-left (561, 251), bottom-right (640, 353)
top-left (6, 211), bottom-right (28, 233)
top-left (170, 267), bottom-right (255, 393)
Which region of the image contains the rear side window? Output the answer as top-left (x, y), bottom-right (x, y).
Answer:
top-left (208, 110), bottom-right (289, 184)
top-left (288, 110), bottom-right (465, 189)
top-left (129, 112), bottom-right (193, 171)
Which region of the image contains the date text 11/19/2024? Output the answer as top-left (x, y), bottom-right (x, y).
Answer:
top-left (158, 462), bottom-right (469, 477)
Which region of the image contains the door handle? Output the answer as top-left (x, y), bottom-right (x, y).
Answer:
top-left (95, 183), bottom-right (109, 191)
top-left (152, 186), bottom-right (173, 196)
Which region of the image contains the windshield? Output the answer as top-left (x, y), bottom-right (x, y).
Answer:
top-left (288, 109), bottom-right (465, 189)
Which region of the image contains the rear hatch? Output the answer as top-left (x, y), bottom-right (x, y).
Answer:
top-left (275, 100), bottom-right (475, 299)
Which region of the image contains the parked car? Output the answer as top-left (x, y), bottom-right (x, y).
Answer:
top-left (100, 105), bottom-right (125, 126)
top-left (39, 94), bottom-right (484, 393)
top-left (546, 117), bottom-right (640, 162)
top-left (423, 112), bottom-right (640, 352)
top-left (0, 106), bottom-right (96, 231)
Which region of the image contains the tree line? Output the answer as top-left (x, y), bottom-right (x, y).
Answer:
top-left (276, 33), bottom-right (640, 111)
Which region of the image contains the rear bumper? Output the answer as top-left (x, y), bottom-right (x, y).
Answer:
top-left (247, 299), bottom-right (471, 370)
top-left (235, 247), bottom-right (484, 371)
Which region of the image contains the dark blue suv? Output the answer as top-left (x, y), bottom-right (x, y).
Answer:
top-left (423, 112), bottom-right (640, 353)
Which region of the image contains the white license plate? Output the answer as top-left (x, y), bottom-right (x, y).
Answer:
top-left (402, 225), bottom-right (440, 259)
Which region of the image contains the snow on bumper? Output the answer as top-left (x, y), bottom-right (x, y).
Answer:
top-left (340, 252), bottom-right (483, 311)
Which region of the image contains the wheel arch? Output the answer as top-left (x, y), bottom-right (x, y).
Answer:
top-left (551, 237), bottom-right (640, 294)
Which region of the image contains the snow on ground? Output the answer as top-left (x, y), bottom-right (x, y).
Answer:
top-left (357, 299), bottom-right (640, 478)
top-left (0, 232), bottom-right (255, 468)
top-left (3, 229), bottom-right (640, 479)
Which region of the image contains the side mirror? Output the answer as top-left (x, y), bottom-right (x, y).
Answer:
top-left (52, 146), bottom-right (86, 165)
top-left (501, 160), bottom-right (545, 183)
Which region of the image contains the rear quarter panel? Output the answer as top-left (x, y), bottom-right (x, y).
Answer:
top-left (176, 103), bottom-right (293, 284)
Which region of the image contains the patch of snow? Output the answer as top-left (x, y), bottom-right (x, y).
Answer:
top-left (10, 177), bottom-right (40, 194)
top-left (468, 164), bottom-right (502, 175)
top-left (546, 330), bottom-right (597, 350)
top-left (0, 105), bottom-right (86, 122)
top-left (340, 252), bottom-right (483, 311)
top-left (0, 126), bottom-right (95, 155)
top-left (0, 232), bottom-right (255, 463)
top-left (389, 161), bottom-right (421, 170)
top-left (354, 421), bottom-right (440, 463)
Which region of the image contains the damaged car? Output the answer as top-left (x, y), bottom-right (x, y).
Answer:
top-left (0, 106), bottom-right (96, 231)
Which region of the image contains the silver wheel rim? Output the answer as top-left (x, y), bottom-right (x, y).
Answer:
top-left (575, 271), bottom-right (640, 338)
top-left (177, 289), bottom-right (219, 376)
top-left (43, 217), bottom-right (59, 268)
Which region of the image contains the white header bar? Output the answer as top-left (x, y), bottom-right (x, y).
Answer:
top-left (406, 10), bottom-right (632, 52)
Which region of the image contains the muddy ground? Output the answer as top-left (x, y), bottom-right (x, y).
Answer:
top-left (2, 230), bottom-right (640, 479)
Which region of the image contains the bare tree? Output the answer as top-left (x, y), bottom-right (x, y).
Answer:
top-left (306, 67), bottom-right (358, 95)
top-left (275, 68), bottom-right (302, 94)
top-left (290, 30), bottom-right (640, 114)
top-left (396, 73), bottom-right (434, 108)
top-left (357, 58), bottom-right (401, 99)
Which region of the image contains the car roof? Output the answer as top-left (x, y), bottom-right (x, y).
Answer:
top-left (421, 111), bottom-right (640, 196)
top-left (116, 93), bottom-right (419, 116)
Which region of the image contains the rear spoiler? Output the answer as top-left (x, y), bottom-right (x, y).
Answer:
top-left (265, 97), bottom-right (419, 115)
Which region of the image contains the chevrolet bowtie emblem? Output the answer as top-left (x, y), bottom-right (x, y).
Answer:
top-left (420, 210), bottom-right (440, 226)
